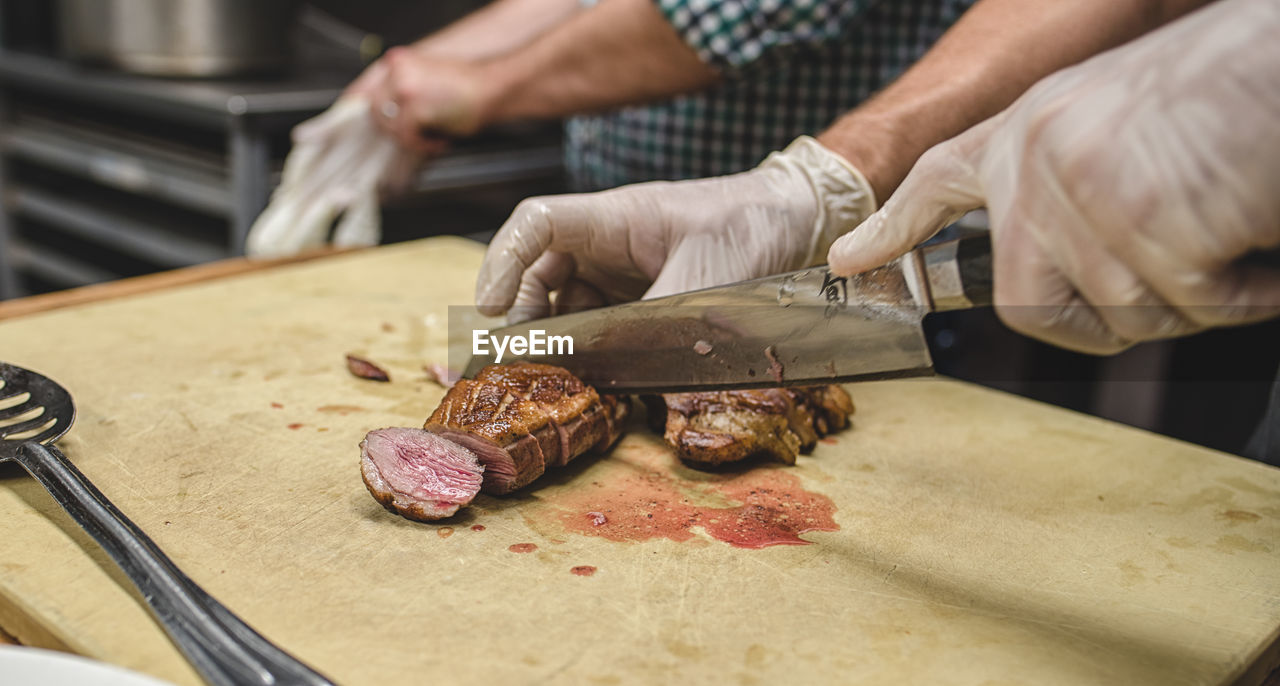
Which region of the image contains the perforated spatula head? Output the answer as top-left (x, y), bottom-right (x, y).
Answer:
top-left (0, 362), bottom-right (75, 458)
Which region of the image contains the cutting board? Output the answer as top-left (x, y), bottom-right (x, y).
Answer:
top-left (0, 237), bottom-right (1277, 686)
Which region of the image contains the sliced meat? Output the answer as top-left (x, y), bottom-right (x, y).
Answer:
top-left (595, 393), bottom-right (631, 452)
top-left (657, 385), bottom-right (854, 467)
top-left (791, 385), bottom-right (855, 436)
top-left (346, 354), bottom-right (390, 382)
top-left (360, 427), bottom-right (483, 521)
top-left (475, 362), bottom-right (606, 466)
top-left (424, 379), bottom-right (550, 494)
top-left (366, 363), bottom-right (632, 522)
top-left (423, 363), bottom-right (460, 389)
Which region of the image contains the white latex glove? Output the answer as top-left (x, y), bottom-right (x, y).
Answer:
top-left (476, 136), bottom-right (877, 323)
top-left (245, 97), bottom-right (420, 258)
top-left (828, 0), bottom-right (1280, 355)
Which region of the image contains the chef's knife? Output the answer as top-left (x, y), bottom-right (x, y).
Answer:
top-left (463, 232), bottom-right (993, 393)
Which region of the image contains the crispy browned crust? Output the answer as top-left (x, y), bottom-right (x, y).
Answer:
top-left (423, 364), bottom-right (629, 493)
top-left (476, 363), bottom-right (607, 466)
top-left (659, 386), bottom-right (854, 466)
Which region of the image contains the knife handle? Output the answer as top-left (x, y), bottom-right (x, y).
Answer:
top-left (919, 232), bottom-right (994, 312)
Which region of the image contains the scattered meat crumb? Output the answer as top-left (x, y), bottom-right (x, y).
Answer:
top-left (820, 437), bottom-right (838, 445)
top-left (508, 543), bottom-right (538, 553)
top-left (764, 346), bottom-right (785, 383)
top-left (381, 322), bottom-right (395, 332)
top-left (471, 525), bottom-right (486, 532)
top-left (587, 511), bottom-right (608, 526)
top-left (571, 566), bottom-right (597, 577)
top-left (287, 423), bottom-right (304, 430)
top-left (437, 527), bottom-right (454, 539)
top-left (692, 340), bottom-right (713, 356)
top-left (270, 402), bottom-right (283, 409)
top-left (423, 363), bottom-right (461, 389)
top-left (346, 355), bottom-right (390, 382)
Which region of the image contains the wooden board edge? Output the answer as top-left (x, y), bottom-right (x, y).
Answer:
top-left (1237, 628), bottom-right (1280, 686)
top-left (0, 247), bottom-right (356, 322)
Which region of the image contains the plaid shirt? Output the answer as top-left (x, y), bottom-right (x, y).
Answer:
top-left (565, 0), bottom-right (975, 191)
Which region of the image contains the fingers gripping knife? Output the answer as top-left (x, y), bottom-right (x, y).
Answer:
top-left (465, 233), bottom-right (995, 392)
top-left (0, 363), bottom-right (334, 686)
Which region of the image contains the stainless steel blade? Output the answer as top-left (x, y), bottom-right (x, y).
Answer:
top-left (462, 256), bottom-right (934, 393)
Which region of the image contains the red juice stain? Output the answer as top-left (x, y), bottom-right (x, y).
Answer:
top-left (286, 423), bottom-right (304, 430)
top-left (270, 402), bottom-right (283, 409)
top-left (533, 447), bottom-right (838, 549)
top-left (819, 437), bottom-right (838, 445)
top-left (437, 527), bottom-right (454, 539)
top-left (470, 525), bottom-right (486, 532)
top-left (508, 543), bottom-right (538, 553)
top-left (571, 565), bottom-right (597, 577)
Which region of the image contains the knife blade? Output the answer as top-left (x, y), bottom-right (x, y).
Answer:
top-left (462, 232), bottom-right (993, 393)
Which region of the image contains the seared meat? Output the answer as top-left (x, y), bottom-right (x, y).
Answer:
top-left (597, 393), bottom-right (630, 451)
top-left (424, 378), bottom-right (552, 494)
top-left (475, 363), bottom-right (608, 467)
top-left (365, 363), bottom-right (631, 520)
top-left (360, 427), bottom-right (483, 521)
top-left (656, 386), bottom-right (854, 466)
top-left (423, 363), bottom-right (629, 495)
top-left (363, 363), bottom-right (851, 524)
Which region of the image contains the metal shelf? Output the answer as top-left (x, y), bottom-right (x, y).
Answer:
top-left (7, 185), bottom-right (229, 268)
top-left (0, 48), bottom-right (567, 302)
top-left (0, 49), bottom-right (349, 129)
top-left (7, 238), bottom-right (120, 289)
top-left (3, 118), bottom-right (232, 216)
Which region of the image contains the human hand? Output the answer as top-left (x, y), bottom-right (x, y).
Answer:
top-left (363, 46), bottom-right (493, 157)
top-left (827, 0), bottom-right (1280, 354)
top-left (476, 136), bottom-right (877, 323)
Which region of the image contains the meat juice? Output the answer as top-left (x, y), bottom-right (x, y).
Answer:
top-left (529, 445), bottom-right (838, 549)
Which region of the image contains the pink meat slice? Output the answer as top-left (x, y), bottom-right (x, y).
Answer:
top-left (360, 427), bottom-right (484, 521)
top-left (424, 379), bottom-right (548, 494)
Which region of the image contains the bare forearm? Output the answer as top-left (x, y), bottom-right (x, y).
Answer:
top-left (478, 0), bottom-right (719, 125)
top-left (819, 0), bottom-right (1212, 202)
top-left (414, 0), bottom-right (583, 61)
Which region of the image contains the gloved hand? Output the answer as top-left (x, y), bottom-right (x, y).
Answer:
top-left (827, 0), bottom-right (1280, 354)
top-left (475, 136), bottom-right (877, 323)
top-left (361, 47), bottom-right (491, 156)
top-left (245, 97), bottom-right (419, 258)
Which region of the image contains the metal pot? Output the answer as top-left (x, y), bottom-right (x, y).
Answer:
top-left (59, 0), bottom-right (302, 78)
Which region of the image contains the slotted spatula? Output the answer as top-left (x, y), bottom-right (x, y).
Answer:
top-left (0, 362), bottom-right (334, 686)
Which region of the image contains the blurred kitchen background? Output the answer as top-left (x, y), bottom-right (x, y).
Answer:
top-left (0, 0), bottom-right (1275, 457)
